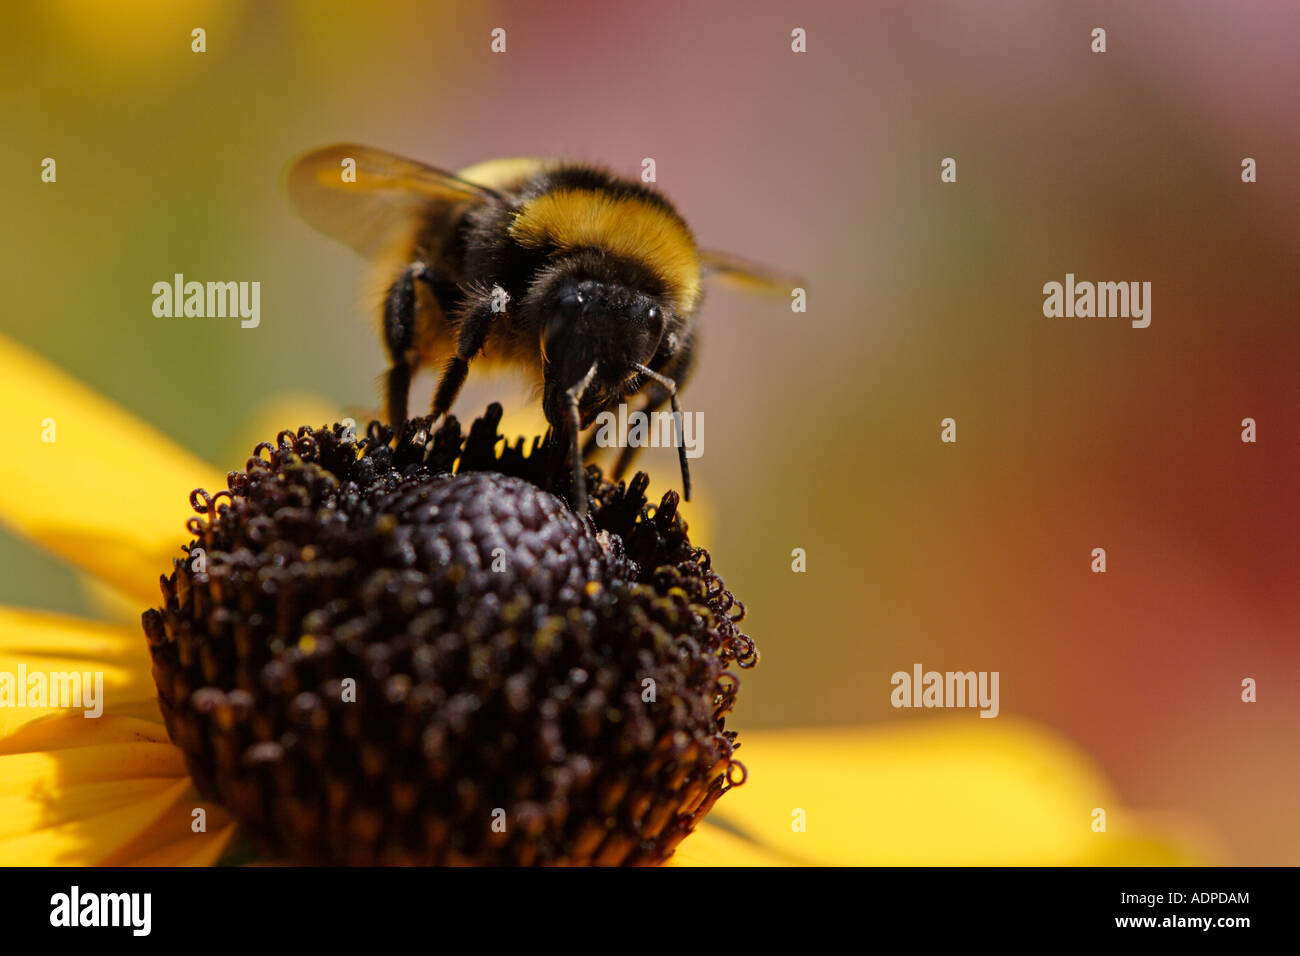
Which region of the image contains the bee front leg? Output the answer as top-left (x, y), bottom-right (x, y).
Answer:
top-left (625, 367), bottom-right (692, 503)
top-left (382, 262), bottom-right (438, 429)
top-left (429, 285), bottom-right (500, 423)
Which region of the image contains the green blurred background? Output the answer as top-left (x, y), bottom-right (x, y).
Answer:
top-left (2, 1), bottom-right (1296, 862)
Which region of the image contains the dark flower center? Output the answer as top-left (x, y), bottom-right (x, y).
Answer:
top-left (142, 406), bottom-right (755, 865)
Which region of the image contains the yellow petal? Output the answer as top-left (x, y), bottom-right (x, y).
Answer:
top-left (1081, 817), bottom-right (1220, 866)
top-left (708, 720), bottom-right (1210, 865)
top-left (0, 777), bottom-right (179, 840)
top-left (0, 710), bottom-right (169, 757)
top-left (0, 776), bottom-right (192, 865)
top-left (0, 699), bottom-right (236, 866)
top-left (0, 607), bottom-right (158, 739)
top-left (0, 713), bottom-right (199, 864)
top-left (101, 794), bottom-right (237, 867)
top-left (665, 820), bottom-right (793, 866)
top-left (0, 335), bottom-right (222, 606)
top-left (110, 819), bottom-right (238, 867)
top-left (71, 392), bottom-right (351, 627)
top-left (0, 712), bottom-right (175, 759)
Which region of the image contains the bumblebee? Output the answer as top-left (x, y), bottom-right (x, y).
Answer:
top-left (287, 144), bottom-right (793, 513)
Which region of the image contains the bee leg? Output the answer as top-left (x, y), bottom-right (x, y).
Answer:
top-left (595, 333), bottom-right (698, 480)
top-left (385, 364), bottom-right (413, 434)
top-left (611, 380), bottom-right (692, 503)
top-left (429, 289), bottom-right (497, 422)
top-left (622, 343), bottom-right (696, 500)
top-left (382, 262), bottom-right (436, 430)
top-left (579, 424), bottom-right (605, 460)
top-left (564, 363), bottom-right (599, 516)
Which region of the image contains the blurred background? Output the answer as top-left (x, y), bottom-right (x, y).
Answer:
top-left (1, 0), bottom-right (1296, 862)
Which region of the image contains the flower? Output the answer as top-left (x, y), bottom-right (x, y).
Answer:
top-left (0, 335), bottom-right (1211, 865)
top-left (148, 411), bottom-right (753, 865)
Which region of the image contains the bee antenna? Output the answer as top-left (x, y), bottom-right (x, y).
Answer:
top-left (566, 362), bottom-right (599, 516)
top-left (632, 363), bottom-right (691, 502)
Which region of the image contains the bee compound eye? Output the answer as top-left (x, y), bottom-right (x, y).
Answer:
top-left (556, 290), bottom-right (584, 316)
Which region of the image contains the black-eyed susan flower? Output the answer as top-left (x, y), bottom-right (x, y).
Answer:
top-left (0, 336), bottom-right (1211, 866)
top-left (148, 408), bottom-right (755, 865)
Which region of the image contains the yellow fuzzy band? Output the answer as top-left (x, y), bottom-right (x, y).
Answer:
top-left (509, 189), bottom-right (701, 312)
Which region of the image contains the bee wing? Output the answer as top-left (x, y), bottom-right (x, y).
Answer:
top-left (699, 249), bottom-right (804, 296)
top-left (286, 144), bottom-right (500, 260)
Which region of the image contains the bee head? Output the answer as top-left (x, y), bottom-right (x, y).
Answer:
top-left (533, 256), bottom-right (669, 427)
